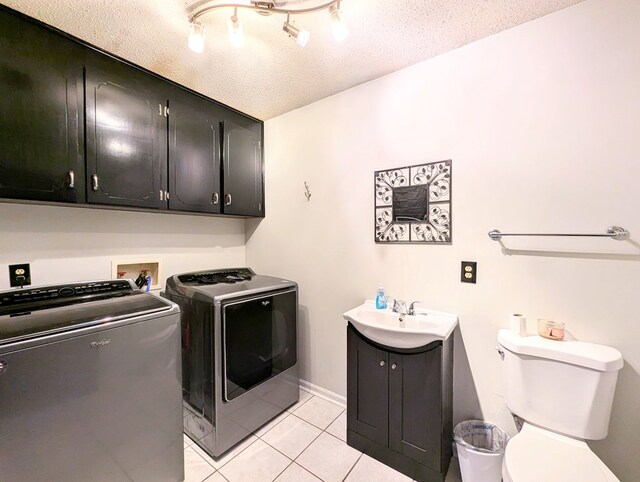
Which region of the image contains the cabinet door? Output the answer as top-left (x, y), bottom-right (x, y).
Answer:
top-left (85, 54), bottom-right (167, 209)
top-left (168, 90), bottom-right (221, 213)
top-left (223, 120), bottom-right (263, 216)
top-left (347, 326), bottom-right (389, 445)
top-left (389, 346), bottom-right (442, 471)
top-left (0, 10), bottom-right (84, 203)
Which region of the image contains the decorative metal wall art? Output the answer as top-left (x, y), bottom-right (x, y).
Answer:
top-left (374, 160), bottom-right (452, 244)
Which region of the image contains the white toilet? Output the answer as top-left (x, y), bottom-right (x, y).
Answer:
top-left (497, 329), bottom-right (623, 482)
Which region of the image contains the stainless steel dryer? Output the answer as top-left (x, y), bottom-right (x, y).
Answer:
top-left (0, 279), bottom-right (183, 482)
top-left (162, 268), bottom-right (299, 458)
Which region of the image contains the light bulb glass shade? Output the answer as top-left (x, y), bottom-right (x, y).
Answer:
top-left (283, 21), bottom-right (310, 47)
top-left (296, 27), bottom-right (310, 47)
top-left (228, 15), bottom-right (244, 47)
top-left (330, 5), bottom-right (348, 41)
top-left (188, 21), bottom-right (205, 53)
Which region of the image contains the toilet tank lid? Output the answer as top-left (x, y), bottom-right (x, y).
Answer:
top-left (498, 330), bottom-right (623, 372)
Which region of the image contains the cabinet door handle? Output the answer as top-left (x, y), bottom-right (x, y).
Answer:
top-left (213, 192), bottom-right (219, 205)
top-left (67, 170), bottom-right (75, 188)
top-left (91, 174), bottom-right (99, 191)
top-left (379, 361), bottom-right (385, 367)
top-left (391, 363), bottom-right (397, 370)
top-left (225, 193), bottom-right (232, 206)
top-left (160, 190), bottom-right (164, 201)
top-left (165, 190), bottom-right (169, 200)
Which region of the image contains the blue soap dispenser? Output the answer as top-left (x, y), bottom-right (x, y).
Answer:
top-left (376, 283), bottom-right (387, 309)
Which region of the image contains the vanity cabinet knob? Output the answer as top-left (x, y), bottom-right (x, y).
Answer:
top-left (379, 361), bottom-right (385, 367)
top-left (391, 363), bottom-right (397, 370)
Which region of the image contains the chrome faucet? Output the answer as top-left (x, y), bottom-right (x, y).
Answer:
top-left (408, 301), bottom-right (422, 316)
top-left (392, 299), bottom-right (422, 316)
top-left (392, 299), bottom-right (408, 315)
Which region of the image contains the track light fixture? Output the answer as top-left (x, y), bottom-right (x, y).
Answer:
top-left (228, 8), bottom-right (244, 48)
top-left (188, 0), bottom-right (348, 51)
top-left (283, 14), bottom-right (310, 47)
top-left (188, 21), bottom-right (205, 53)
top-left (329, 3), bottom-right (348, 41)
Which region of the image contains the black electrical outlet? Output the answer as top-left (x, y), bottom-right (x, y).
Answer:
top-left (9, 263), bottom-right (31, 288)
top-left (461, 261), bottom-right (477, 284)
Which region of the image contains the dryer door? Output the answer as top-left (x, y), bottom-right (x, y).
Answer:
top-left (222, 289), bottom-right (297, 401)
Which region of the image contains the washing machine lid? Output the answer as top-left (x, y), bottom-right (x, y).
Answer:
top-left (504, 424), bottom-right (619, 482)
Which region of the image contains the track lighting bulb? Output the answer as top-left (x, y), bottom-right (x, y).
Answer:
top-left (329, 3), bottom-right (348, 41)
top-left (228, 10), bottom-right (244, 47)
top-left (283, 18), bottom-right (310, 47)
top-left (188, 21), bottom-right (205, 53)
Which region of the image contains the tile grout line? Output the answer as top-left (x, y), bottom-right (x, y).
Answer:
top-left (270, 459), bottom-right (295, 482)
top-left (186, 392), bottom-right (347, 482)
top-left (340, 452), bottom-right (363, 482)
top-left (289, 390), bottom-right (315, 411)
top-left (216, 392), bottom-right (328, 482)
top-left (184, 392), bottom-right (315, 478)
top-left (254, 407), bottom-right (346, 480)
top-left (203, 469), bottom-right (229, 482)
top-left (296, 462), bottom-right (325, 481)
top-left (257, 391), bottom-right (315, 439)
top-left (289, 408), bottom-right (352, 481)
top-left (193, 434), bottom-right (260, 472)
top-left (291, 407), bottom-right (344, 431)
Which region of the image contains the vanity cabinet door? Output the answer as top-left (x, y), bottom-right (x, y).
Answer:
top-left (0, 9), bottom-right (84, 203)
top-left (168, 89), bottom-right (222, 213)
top-left (347, 326), bottom-right (389, 445)
top-left (223, 120), bottom-right (263, 217)
top-left (388, 346), bottom-right (442, 471)
top-left (85, 53), bottom-right (168, 209)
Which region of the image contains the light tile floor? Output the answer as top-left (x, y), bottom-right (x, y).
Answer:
top-left (183, 389), bottom-right (463, 482)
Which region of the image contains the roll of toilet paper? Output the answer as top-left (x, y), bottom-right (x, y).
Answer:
top-left (510, 314), bottom-right (527, 336)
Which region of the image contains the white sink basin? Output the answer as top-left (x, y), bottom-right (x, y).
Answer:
top-left (343, 300), bottom-right (458, 349)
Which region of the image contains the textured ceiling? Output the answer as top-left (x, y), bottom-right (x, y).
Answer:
top-left (4, 0), bottom-right (583, 119)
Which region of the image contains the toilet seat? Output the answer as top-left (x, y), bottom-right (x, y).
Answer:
top-left (502, 423), bottom-right (619, 482)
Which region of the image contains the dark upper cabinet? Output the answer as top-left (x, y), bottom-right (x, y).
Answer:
top-left (168, 89), bottom-right (222, 214)
top-left (347, 324), bottom-right (453, 482)
top-left (85, 53), bottom-right (167, 209)
top-left (0, 5), bottom-right (265, 217)
top-left (0, 10), bottom-right (84, 203)
top-left (223, 120), bottom-right (264, 217)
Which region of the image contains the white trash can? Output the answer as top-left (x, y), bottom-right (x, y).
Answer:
top-left (453, 420), bottom-right (510, 482)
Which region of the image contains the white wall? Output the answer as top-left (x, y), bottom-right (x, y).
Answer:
top-left (0, 203), bottom-right (246, 291)
top-left (245, 0), bottom-right (640, 479)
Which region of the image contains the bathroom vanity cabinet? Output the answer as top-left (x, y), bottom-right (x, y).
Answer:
top-left (347, 323), bottom-right (453, 482)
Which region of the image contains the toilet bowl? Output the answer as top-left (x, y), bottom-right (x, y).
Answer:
top-left (502, 423), bottom-right (619, 482)
top-left (497, 330), bottom-right (623, 482)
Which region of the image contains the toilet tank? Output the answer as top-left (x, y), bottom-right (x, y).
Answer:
top-left (497, 329), bottom-right (623, 440)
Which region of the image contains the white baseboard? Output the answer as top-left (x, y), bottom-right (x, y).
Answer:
top-left (299, 379), bottom-right (346, 408)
